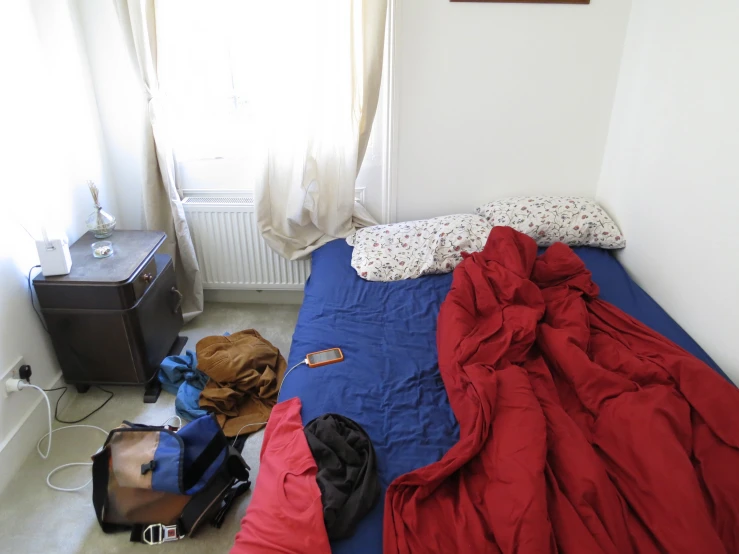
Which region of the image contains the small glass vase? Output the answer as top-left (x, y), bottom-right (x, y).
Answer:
top-left (86, 205), bottom-right (116, 238)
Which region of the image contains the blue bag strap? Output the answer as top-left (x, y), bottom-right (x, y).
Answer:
top-left (182, 432), bottom-right (229, 492)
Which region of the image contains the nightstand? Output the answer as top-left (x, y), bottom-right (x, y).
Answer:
top-left (33, 231), bottom-right (187, 403)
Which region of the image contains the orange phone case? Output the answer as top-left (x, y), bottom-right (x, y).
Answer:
top-left (306, 348), bottom-right (344, 368)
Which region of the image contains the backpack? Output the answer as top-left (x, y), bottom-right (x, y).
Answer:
top-left (91, 414), bottom-right (250, 545)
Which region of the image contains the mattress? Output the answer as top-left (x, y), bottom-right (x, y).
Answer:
top-left (281, 239), bottom-right (725, 554)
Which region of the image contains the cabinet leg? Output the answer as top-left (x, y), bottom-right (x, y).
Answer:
top-left (141, 336), bottom-right (186, 404)
top-left (168, 336), bottom-right (188, 357)
top-left (143, 375), bottom-right (162, 404)
top-left (75, 384), bottom-right (91, 394)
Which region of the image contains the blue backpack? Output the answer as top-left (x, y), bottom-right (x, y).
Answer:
top-left (92, 414), bottom-right (250, 545)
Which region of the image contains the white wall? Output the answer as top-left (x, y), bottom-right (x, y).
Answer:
top-left (76, 0), bottom-right (148, 231)
top-left (393, 0), bottom-right (631, 222)
top-left (0, 0), bottom-right (119, 494)
top-left (597, 0), bottom-right (739, 382)
top-left (82, 0), bottom-right (633, 227)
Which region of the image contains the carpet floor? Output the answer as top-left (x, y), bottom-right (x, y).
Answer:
top-left (0, 302), bottom-right (300, 554)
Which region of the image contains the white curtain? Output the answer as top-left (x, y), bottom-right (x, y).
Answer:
top-left (115, 0), bottom-right (204, 322)
top-left (253, 0), bottom-right (388, 260)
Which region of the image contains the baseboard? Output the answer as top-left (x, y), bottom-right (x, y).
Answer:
top-left (0, 373), bottom-right (75, 495)
top-left (205, 289), bottom-right (304, 305)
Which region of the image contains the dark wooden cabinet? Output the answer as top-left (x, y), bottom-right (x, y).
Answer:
top-left (33, 231), bottom-right (185, 401)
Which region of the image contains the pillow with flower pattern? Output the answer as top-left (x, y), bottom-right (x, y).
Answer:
top-left (476, 196), bottom-right (625, 249)
top-left (346, 214), bottom-right (492, 281)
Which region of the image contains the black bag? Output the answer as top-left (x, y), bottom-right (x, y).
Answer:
top-left (91, 414), bottom-right (250, 545)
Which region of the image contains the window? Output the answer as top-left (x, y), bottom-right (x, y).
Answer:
top-left (156, 0), bottom-right (387, 197)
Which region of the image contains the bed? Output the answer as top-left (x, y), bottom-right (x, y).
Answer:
top-left (280, 239), bottom-right (727, 554)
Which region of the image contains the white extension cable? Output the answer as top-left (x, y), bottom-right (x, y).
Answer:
top-left (14, 358), bottom-right (311, 490)
top-left (14, 381), bottom-right (108, 492)
top-left (229, 359), bottom-right (309, 443)
top-left (24, 384), bottom-right (53, 459)
top-left (21, 384), bottom-right (187, 492)
top-left (276, 359), bottom-right (307, 402)
top-left (38, 425), bottom-right (109, 492)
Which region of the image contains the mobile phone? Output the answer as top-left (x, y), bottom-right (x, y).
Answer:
top-left (306, 348), bottom-right (344, 368)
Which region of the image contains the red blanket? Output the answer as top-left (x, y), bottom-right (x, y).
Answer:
top-left (384, 227), bottom-right (739, 554)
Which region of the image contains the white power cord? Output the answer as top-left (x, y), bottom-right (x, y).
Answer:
top-left (38, 425), bottom-right (109, 492)
top-left (41, 416), bottom-right (181, 492)
top-left (161, 415), bottom-right (183, 428)
top-left (12, 380), bottom-right (109, 492)
top-left (14, 358), bottom-right (312, 487)
top-left (230, 359), bottom-right (309, 444)
top-left (24, 384), bottom-right (53, 458)
top-left (231, 422), bottom-right (268, 445)
top-left (277, 359), bottom-right (307, 402)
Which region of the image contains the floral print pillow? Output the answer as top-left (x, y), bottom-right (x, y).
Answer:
top-left (346, 214), bottom-right (492, 281)
top-left (476, 196), bottom-right (626, 249)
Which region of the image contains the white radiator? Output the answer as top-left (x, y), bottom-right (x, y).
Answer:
top-left (182, 192), bottom-right (311, 290)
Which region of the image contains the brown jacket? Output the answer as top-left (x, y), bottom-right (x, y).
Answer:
top-left (197, 329), bottom-right (286, 437)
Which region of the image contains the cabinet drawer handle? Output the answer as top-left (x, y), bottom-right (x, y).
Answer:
top-left (171, 287), bottom-right (183, 314)
top-left (141, 273), bottom-right (154, 284)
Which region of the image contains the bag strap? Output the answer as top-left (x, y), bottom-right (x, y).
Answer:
top-left (182, 432), bottom-right (229, 491)
top-left (130, 521), bottom-right (186, 545)
top-left (96, 426), bottom-right (251, 544)
top-left (226, 444), bottom-right (251, 481)
top-left (128, 445), bottom-right (251, 544)
top-left (210, 480), bottom-right (252, 528)
top-left (91, 446), bottom-right (130, 534)
top-left (182, 428), bottom-right (251, 490)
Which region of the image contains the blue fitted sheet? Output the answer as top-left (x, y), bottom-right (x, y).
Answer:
top-left (281, 239), bottom-right (725, 554)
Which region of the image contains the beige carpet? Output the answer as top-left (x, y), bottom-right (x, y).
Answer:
top-left (0, 303), bottom-right (300, 554)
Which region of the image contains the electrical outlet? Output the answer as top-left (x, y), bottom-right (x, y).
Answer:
top-left (1, 357), bottom-right (26, 398)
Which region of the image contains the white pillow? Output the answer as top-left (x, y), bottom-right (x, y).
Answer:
top-left (476, 196), bottom-right (625, 249)
top-left (347, 214), bottom-right (492, 281)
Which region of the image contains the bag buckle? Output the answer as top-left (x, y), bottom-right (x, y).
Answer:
top-left (142, 523), bottom-right (183, 545)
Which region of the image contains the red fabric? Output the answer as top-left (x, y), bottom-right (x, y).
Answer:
top-left (384, 227), bottom-right (739, 554)
top-left (230, 397), bottom-right (330, 554)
